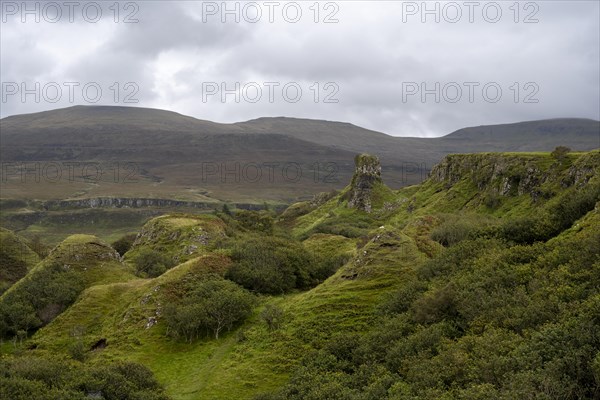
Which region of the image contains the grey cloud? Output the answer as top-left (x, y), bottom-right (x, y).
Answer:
top-left (1, 0), bottom-right (598, 137)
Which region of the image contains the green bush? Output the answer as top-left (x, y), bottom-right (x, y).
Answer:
top-left (498, 183), bottom-right (599, 244)
top-left (0, 356), bottom-right (170, 400)
top-left (133, 248), bottom-right (176, 278)
top-left (260, 304), bottom-right (284, 331)
top-left (430, 214), bottom-right (496, 246)
top-left (0, 262), bottom-right (85, 338)
top-left (235, 210), bottom-right (274, 234)
top-left (225, 237), bottom-right (315, 294)
top-left (164, 278), bottom-right (254, 341)
top-left (551, 145), bottom-right (571, 160)
top-left (68, 339), bottom-right (87, 362)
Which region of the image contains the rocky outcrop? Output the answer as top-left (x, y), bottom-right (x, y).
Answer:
top-left (429, 151), bottom-right (600, 202)
top-left (42, 197), bottom-right (214, 210)
top-left (347, 154), bottom-right (382, 213)
top-left (40, 197), bottom-right (280, 211)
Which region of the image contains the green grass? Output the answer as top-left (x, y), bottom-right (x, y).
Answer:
top-left (25, 219), bottom-right (429, 399)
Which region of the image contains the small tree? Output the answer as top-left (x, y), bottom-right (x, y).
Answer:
top-left (164, 279), bottom-right (254, 341)
top-left (201, 282), bottom-right (255, 339)
top-left (260, 304), bottom-right (284, 331)
top-left (551, 146), bottom-right (571, 161)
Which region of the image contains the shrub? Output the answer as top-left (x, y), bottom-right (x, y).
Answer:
top-left (225, 237), bottom-right (314, 294)
top-left (261, 304), bottom-right (284, 331)
top-left (67, 339), bottom-right (87, 362)
top-left (310, 253), bottom-right (351, 283)
top-left (411, 284), bottom-right (459, 325)
top-left (28, 235), bottom-right (50, 259)
top-left (551, 146), bottom-right (571, 160)
top-left (235, 210), bottom-right (274, 234)
top-left (499, 183), bottom-right (599, 244)
top-left (430, 214), bottom-right (493, 246)
top-left (499, 214), bottom-right (555, 244)
top-left (0, 356), bottom-right (169, 400)
top-left (0, 262), bottom-right (85, 338)
top-left (133, 248), bottom-right (175, 278)
top-left (0, 252), bottom-right (28, 294)
top-left (164, 278), bottom-right (254, 341)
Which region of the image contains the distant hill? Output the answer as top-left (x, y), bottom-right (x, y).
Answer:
top-left (440, 118), bottom-right (600, 151)
top-left (1, 106), bottom-right (598, 204)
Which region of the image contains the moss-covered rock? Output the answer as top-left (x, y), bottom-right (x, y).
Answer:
top-left (125, 214), bottom-right (227, 268)
top-left (347, 154), bottom-right (383, 212)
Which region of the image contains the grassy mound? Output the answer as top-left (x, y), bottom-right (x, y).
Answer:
top-left (0, 228), bottom-right (40, 295)
top-left (124, 214), bottom-right (228, 270)
top-left (0, 234), bottom-right (135, 337)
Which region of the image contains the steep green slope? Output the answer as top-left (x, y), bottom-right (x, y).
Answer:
top-left (262, 206), bottom-right (600, 400)
top-left (0, 228), bottom-right (40, 295)
top-left (0, 234), bottom-right (136, 337)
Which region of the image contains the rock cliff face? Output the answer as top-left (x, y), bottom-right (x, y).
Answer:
top-left (42, 197), bottom-right (214, 210)
top-left (429, 151), bottom-right (600, 202)
top-left (347, 154), bottom-right (383, 212)
top-left (40, 197), bottom-right (273, 211)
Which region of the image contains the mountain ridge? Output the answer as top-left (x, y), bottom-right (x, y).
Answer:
top-left (1, 106), bottom-right (598, 206)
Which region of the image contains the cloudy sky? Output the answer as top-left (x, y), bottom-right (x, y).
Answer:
top-left (1, 0), bottom-right (598, 136)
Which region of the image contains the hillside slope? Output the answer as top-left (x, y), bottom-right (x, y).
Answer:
top-left (1, 106), bottom-right (598, 200)
top-left (0, 235), bottom-right (136, 336)
top-left (0, 149), bottom-right (596, 399)
top-left (0, 228), bottom-right (40, 295)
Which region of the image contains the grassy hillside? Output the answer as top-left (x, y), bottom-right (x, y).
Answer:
top-left (0, 228), bottom-right (40, 295)
top-left (0, 235), bottom-right (136, 339)
top-left (0, 150), bottom-right (598, 399)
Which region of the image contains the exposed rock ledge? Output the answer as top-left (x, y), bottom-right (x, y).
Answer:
top-left (40, 197), bottom-right (270, 211)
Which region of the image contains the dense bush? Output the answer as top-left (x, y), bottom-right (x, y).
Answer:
top-left (133, 248), bottom-right (176, 278)
top-left (164, 277), bottom-right (254, 341)
top-left (551, 145), bottom-right (571, 160)
top-left (310, 252), bottom-right (351, 283)
top-left (225, 237), bottom-right (316, 294)
top-left (257, 208), bottom-right (600, 399)
top-left (111, 233), bottom-right (137, 256)
top-left (0, 252), bottom-right (28, 295)
top-left (300, 212), bottom-right (375, 240)
top-left (260, 304), bottom-right (284, 331)
top-left (499, 183), bottom-right (599, 244)
top-left (235, 210), bottom-right (274, 234)
top-left (430, 213), bottom-right (497, 246)
top-left (0, 356), bottom-right (170, 400)
top-left (0, 229), bottom-right (40, 295)
top-left (0, 262), bottom-right (85, 338)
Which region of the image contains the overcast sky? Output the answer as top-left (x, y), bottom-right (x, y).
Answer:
top-left (1, 0), bottom-right (598, 137)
